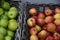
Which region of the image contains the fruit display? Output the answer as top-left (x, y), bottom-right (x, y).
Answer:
top-left (27, 7), bottom-right (60, 40)
top-left (0, 0), bottom-right (18, 40)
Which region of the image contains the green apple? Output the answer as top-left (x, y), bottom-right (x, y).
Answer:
top-left (7, 30), bottom-right (14, 37)
top-left (8, 7), bottom-right (18, 19)
top-left (2, 1), bottom-right (10, 10)
top-left (0, 8), bottom-right (4, 16)
top-left (8, 19), bottom-right (18, 31)
top-left (35, 25), bottom-right (41, 32)
top-left (0, 27), bottom-right (7, 36)
top-left (0, 33), bottom-right (4, 40)
top-left (4, 11), bottom-right (8, 16)
top-left (1, 15), bottom-right (8, 20)
top-left (0, 18), bottom-right (8, 28)
top-left (5, 36), bottom-right (12, 40)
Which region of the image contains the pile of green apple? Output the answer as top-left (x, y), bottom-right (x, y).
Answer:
top-left (0, 1), bottom-right (18, 40)
top-left (27, 8), bottom-right (60, 40)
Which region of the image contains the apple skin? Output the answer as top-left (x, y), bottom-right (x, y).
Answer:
top-left (37, 18), bottom-right (45, 26)
top-left (54, 14), bottom-right (60, 19)
top-left (38, 30), bottom-right (47, 39)
top-left (45, 9), bottom-right (52, 16)
top-left (42, 24), bottom-right (47, 30)
top-left (27, 18), bottom-right (36, 27)
top-left (47, 23), bottom-right (56, 33)
top-left (30, 27), bottom-right (37, 35)
top-left (35, 25), bottom-right (41, 32)
top-left (53, 32), bottom-right (60, 40)
top-left (46, 35), bottom-right (54, 40)
top-left (38, 12), bottom-right (45, 19)
top-left (29, 8), bottom-right (37, 15)
top-left (54, 8), bottom-right (60, 14)
top-left (45, 16), bottom-right (54, 23)
top-left (56, 26), bottom-right (60, 33)
top-left (30, 35), bottom-right (38, 40)
top-left (54, 19), bottom-right (60, 26)
top-left (32, 16), bottom-right (37, 21)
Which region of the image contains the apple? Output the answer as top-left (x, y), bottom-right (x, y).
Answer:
top-left (38, 30), bottom-right (47, 39)
top-left (53, 32), bottom-right (60, 40)
top-left (27, 18), bottom-right (36, 27)
top-left (8, 7), bottom-right (18, 19)
top-left (30, 27), bottom-right (37, 35)
top-left (46, 35), bottom-right (54, 40)
top-left (45, 9), bottom-right (52, 16)
top-left (37, 18), bottom-right (45, 26)
top-left (47, 32), bottom-right (51, 36)
top-left (47, 23), bottom-right (56, 33)
top-left (38, 12), bottom-right (45, 19)
top-left (42, 24), bottom-right (47, 30)
top-left (32, 16), bottom-right (37, 21)
top-left (29, 8), bottom-right (37, 15)
top-left (56, 26), bottom-right (60, 33)
top-left (54, 14), bottom-right (60, 19)
top-left (35, 25), bottom-right (41, 32)
top-left (54, 8), bottom-right (60, 14)
top-left (45, 16), bottom-right (54, 23)
top-left (8, 19), bottom-right (18, 31)
top-left (30, 35), bottom-right (38, 40)
top-left (54, 19), bottom-right (60, 26)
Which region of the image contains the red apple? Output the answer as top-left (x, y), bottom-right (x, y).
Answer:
top-left (42, 24), bottom-right (47, 30)
top-left (47, 23), bottom-right (56, 33)
top-left (53, 32), bottom-right (60, 40)
top-left (54, 14), bottom-right (60, 19)
top-left (38, 30), bottom-right (47, 39)
top-left (37, 18), bottom-right (45, 26)
top-left (27, 18), bottom-right (36, 27)
top-left (45, 9), bottom-right (52, 16)
top-left (54, 8), bottom-right (60, 14)
top-left (47, 32), bottom-right (51, 36)
top-left (38, 12), bottom-right (45, 19)
top-left (45, 16), bottom-right (54, 23)
top-left (32, 16), bottom-right (37, 21)
top-left (54, 19), bottom-right (60, 26)
top-left (46, 35), bottom-right (54, 40)
top-left (56, 26), bottom-right (60, 33)
top-left (35, 25), bottom-right (41, 32)
top-left (30, 27), bottom-right (37, 35)
top-left (29, 8), bottom-right (37, 15)
top-left (30, 35), bottom-right (38, 40)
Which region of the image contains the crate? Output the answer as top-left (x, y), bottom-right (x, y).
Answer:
top-left (21, 2), bottom-right (60, 40)
top-left (1, 0), bottom-right (22, 40)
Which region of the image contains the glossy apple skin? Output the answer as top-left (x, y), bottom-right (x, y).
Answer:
top-left (54, 19), bottom-right (60, 26)
top-left (54, 8), bottom-right (60, 14)
top-left (56, 26), bottom-right (60, 33)
top-left (35, 25), bottom-right (41, 32)
top-left (27, 18), bottom-right (36, 27)
top-left (29, 8), bottom-right (37, 15)
top-left (47, 23), bottom-right (56, 33)
top-left (46, 35), bottom-right (54, 40)
top-left (54, 14), bottom-right (60, 19)
top-left (53, 32), bottom-right (60, 40)
top-left (30, 35), bottom-right (38, 40)
top-left (38, 12), bottom-right (45, 19)
top-left (45, 9), bottom-right (52, 16)
top-left (30, 27), bottom-right (37, 35)
top-left (38, 30), bottom-right (47, 39)
top-left (32, 16), bottom-right (37, 21)
top-left (37, 18), bottom-right (45, 26)
top-left (45, 16), bottom-right (54, 23)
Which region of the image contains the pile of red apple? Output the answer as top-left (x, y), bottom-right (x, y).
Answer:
top-left (27, 7), bottom-right (60, 40)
